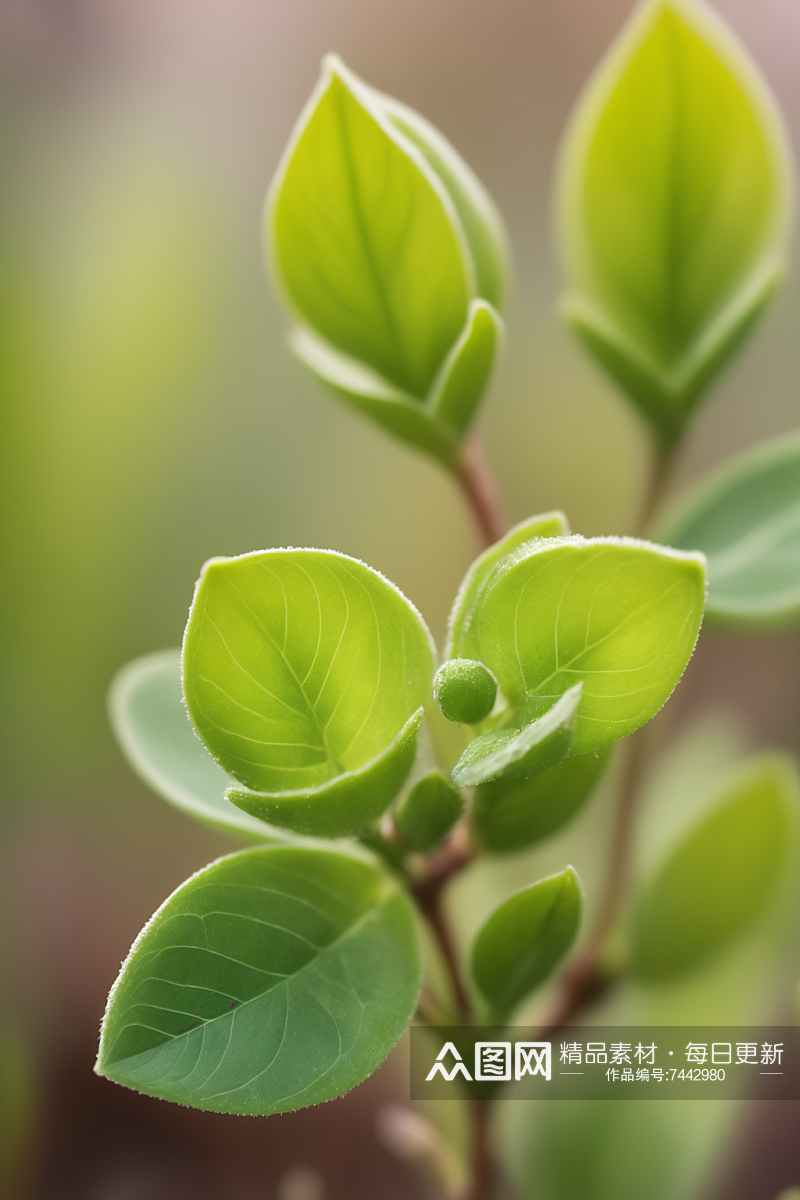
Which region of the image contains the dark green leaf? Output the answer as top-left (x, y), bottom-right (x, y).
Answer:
top-left (450, 535), bottom-right (706, 757)
top-left (446, 512), bottom-right (569, 657)
top-left (632, 754), bottom-right (798, 980)
top-left (474, 747), bottom-right (611, 854)
top-left (225, 708), bottom-right (424, 838)
top-left (109, 650), bottom-right (278, 842)
top-left (655, 431), bottom-right (800, 630)
top-left (557, 0), bottom-right (792, 440)
top-left (393, 772), bottom-right (465, 851)
top-left (182, 549), bottom-right (435, 835)
top-left (95, 846), bottom-right (420, 1114)
top-left (471, 867), bottom-right (583, 1017)
top-left (451, 684), bottom-right (582, 788)
top-left (268, 56), bottom-right (472, 399)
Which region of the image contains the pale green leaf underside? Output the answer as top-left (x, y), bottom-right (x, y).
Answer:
top-left (471, 867), bottom-right (582, 1016)
top-left (268, 56), bottom-right (472, 398)
top-left (183, 548), bottom-right (435, 795)
top-left (109, 650), bottom-right (284, 842)
top-left (557, 0), bottom-right (792, 430)
top-left (377, 92), bottom-right (509, 308)
top-left (429, 299), bottom-right (503, 437)
top-left (225, 708), bottom-right (423, 838)
top-left (451, 536), bottom-right (706, 757)
top-left (96, 846), bottom-right (420, 1114)
top-left (632, 754), bottom-right (798, 980)
top-left (474, 747), bottom-right (611, 854)
top-left (452, 683), bottom-right (582, 787)
top-left (446, 512), bottom-right (569, 658)
top-left (656, 431), bottom-right (800, 629)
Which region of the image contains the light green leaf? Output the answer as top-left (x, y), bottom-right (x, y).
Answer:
top-left (109, 650), bottom-right (280, 842)
top-left (95, 846), bottom-right (420, 1114)
top-left (378, 93), bottom-right (509, 308)
top-left (474, 747), bottom-right (611, 854)
top-left (557, 0), bottom-right (793, 440)
top-left (429, 300), bottom-right (503, 437)
top-left (268, 55), bottom-right (472, 399)
top-left (451, 684), bottom-right (583, 788)
top-left (632, 753), bottom-right (798, 981)
top-left (450, 535), bottom-right (706, 757)
top-left (182, 549), bottom-right (435, 835)
top-left (225, 708), bottom-right (423, 838)
top-left (446, 512), bottom-right (569, 658)
top-left (471, 867), bottom-right (583, 1017)
top-left (290, 327), bottom-right (461, 467)
top-left (655, 431), bottom-right (800, 630)
top-left (393, 771), bottom-right (465, 852)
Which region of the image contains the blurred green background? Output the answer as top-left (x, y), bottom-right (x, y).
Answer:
top-left (1, 1), bottom-right (798, 1197)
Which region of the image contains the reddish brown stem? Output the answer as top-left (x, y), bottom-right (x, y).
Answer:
top-left (457, 436), bottom-right (508, 547)
top-left (412, 831), bottom-right (473, 1018)
top-left (461, 1097), bottom-right (493, 1200)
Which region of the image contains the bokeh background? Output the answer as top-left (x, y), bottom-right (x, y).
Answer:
top-left (1, 1), bottom-right (798, 1197)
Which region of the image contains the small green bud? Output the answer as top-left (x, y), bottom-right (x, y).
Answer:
top-left (394, 772), bottom-right (465, 851)
top-left (433, 658), bottom-right (497, 725)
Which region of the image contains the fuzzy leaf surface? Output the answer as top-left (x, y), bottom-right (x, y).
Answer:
top-left (632, 754), bottom-right (797, 980)
top-left (474, 747), bottom-right (611, 854)
top-left (451, 684), bottom-right (582, 787)
top-left (657, 431), bottom-right (800, 629)
top-left (268, 56), bottom-right (471, 398)
top-left (557, 0), bottom-right (792, 435)
top-left (95, 846), bottom-right (420, 1114)
top-left (182, 549), bottom-right (435, 819)
top-left (451, 536), bottom-right (705, 757)
top-left (471, 867), bottom-right (583, 1017)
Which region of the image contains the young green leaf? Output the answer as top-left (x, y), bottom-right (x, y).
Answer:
top-left (471, 867), bottom-right (583, 1017)
top-left (632, 754), bottom-right (798, 981)
top-left (225, 708), bottom-right (423, 838)
top-left (557, 0), bottom-right (793, 442)
top-left (377, 92), bottom-right (509, 308)
top-left (182, 549), bottom-right (435, 836)
top-left (95, 846), bottom-right (420, 1114)
top-left (474, 747), bottom-right (611, 854)
top-left (450, 535), bottom-right (706, 757)
top-left (269, 55), bottom-right (472, 399)
top-left (428, 300), bottom-right (503, 437)
top-left (109, 650), bottom-right (279, 842)
top-left (446, 511), bottom-right (569, 658)
top-left (451, 683), bottom-right (583, 788)
top-left (393, 772), bottom-right (465, 852)
top-left (655, 431), bottom-right (800, 630)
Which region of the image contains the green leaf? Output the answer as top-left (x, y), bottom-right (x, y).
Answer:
top-left (109, 650), bottom-right (281, 842)
top-left (429, 300), bottom-right (503, 437)
top-left (474, 747), bottom-right (611, 854)
top-left (557, 0), bottom-right (793, 440)
top-left (268, 55), bottom-right (472, 399)
top-left (655, 431), bottom-right (800, 630)
top-left (378, 92), bottom-right (509, 308)
top-left (95, 846), bottom-right (420, 1114)
top-left (394, 772), bottom-right (465, 852)
top-left (451, 684), bottom-right (583, 788)
top-left (182, 549), bottom-right (435, 836)
top-left (446, 511), bottom-right (569, 658)
top-left (471, 867), bottom-right (583, 1017)
top-left (450, 535), bottom-right (706, 757)
top-left (225, 708), bottom-right (424, 838)
top-left (632, 754), bottom-right (798, 981)
top-left (290, 327), bottom-right (461, 467)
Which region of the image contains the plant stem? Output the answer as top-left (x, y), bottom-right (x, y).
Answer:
top-left (412, 829), bottom-right (473, 1018)
top-left (462, 1097), bottom-right (493, 1200)
top-left (457, 435), bottom-right (508, 547)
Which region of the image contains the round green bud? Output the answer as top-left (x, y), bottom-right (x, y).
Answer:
top-left (433, 658), bottom-right (498, 725)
